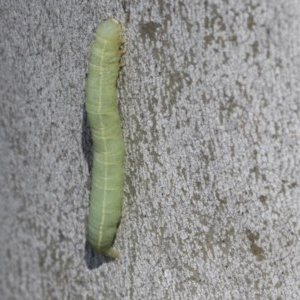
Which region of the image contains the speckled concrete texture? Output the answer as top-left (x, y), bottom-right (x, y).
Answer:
top-left (1, 1), bottom-right (300, 299)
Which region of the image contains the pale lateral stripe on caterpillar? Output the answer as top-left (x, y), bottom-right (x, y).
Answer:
top-left (85, 18), bottom-right (124, 259)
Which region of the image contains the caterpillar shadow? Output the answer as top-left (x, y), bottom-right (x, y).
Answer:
top-left (81, 105), bottom-right (92, 173)
top-left (84, 241), bottom-right (116, 269)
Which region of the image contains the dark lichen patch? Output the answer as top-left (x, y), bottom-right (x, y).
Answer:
top-left (251, 41), bottom-right (259, 57)
top-left (249, 165), bottom-right (260, 181)
top-left (288, 182), bottom-right (298, 189)
top-left (246, 229), bottom-right (265, 261)
top-left (139, 21), bottom-right (161, 41)
top-left (259, 195), bottom-right (267, 205)
top-left (247, 13), bottom-right (255, 30)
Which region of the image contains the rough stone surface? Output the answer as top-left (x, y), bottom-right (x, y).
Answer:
top-left (1, 1), bottom-right (300, 299)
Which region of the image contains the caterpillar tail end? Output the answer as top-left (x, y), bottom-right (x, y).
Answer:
top-left (104, 247), bottom-right (119, 259)
top-left (90, 244), bottom-right (120, 259)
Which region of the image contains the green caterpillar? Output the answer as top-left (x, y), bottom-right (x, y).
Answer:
top-left (85, 18), bottom-right (124, 259)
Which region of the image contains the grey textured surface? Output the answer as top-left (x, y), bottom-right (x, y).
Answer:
top-left (1, 0), bottom-right (300, 299)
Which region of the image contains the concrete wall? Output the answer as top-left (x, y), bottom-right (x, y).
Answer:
top-left (1, 0), bottom-right (300, 299)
